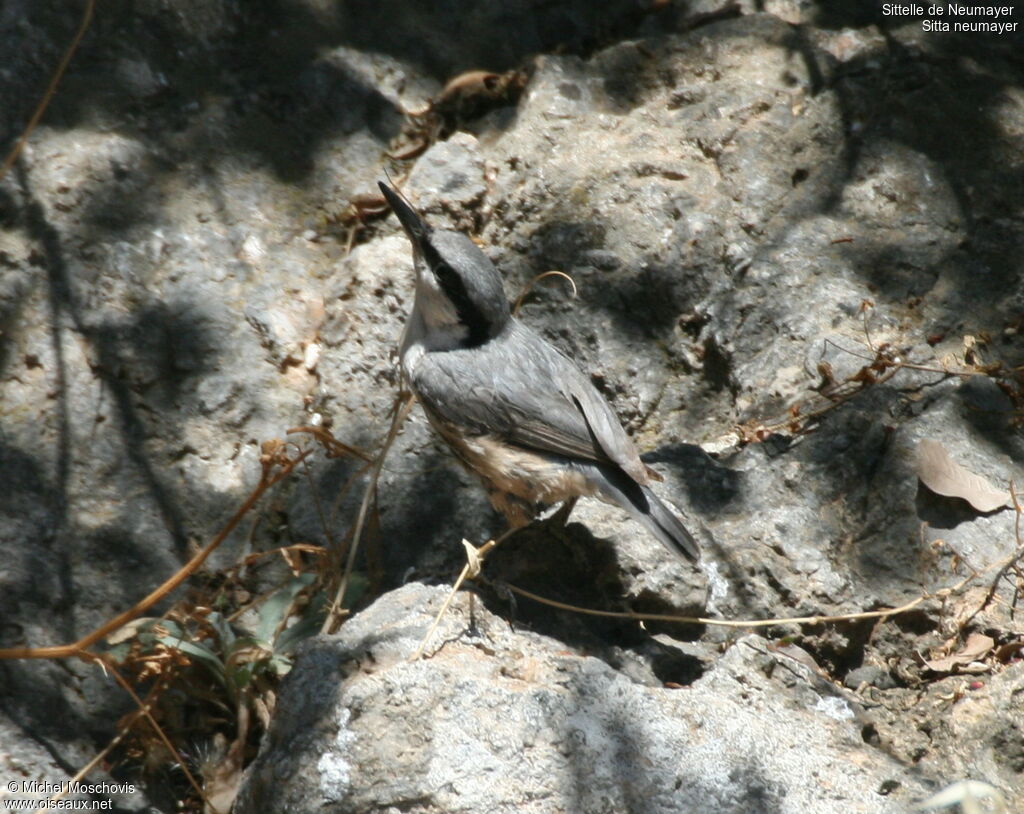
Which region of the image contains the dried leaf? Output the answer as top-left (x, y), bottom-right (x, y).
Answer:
top-left (202, 740), bottom-right (245, 814)
top-left (916, 439), bottom-right (1010, 513)
top-left (994, 639), bottom-right (1024, 663)
top-left (923, 632), bottom-right (995, 674)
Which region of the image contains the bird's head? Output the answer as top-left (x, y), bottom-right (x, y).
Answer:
top-left (379, 181), bottom-right (510, 347)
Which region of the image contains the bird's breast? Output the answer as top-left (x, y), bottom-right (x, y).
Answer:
top-left (420, 406), bottom-right (596, 508)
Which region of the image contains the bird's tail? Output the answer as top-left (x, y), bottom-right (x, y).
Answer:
top-left (594, 468), bottom-right (700, 562)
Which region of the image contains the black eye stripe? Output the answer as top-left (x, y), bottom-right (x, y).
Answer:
top-left (423, 243), bottom-right (489, 347)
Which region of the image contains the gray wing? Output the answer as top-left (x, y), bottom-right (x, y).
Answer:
top-left (411, 320), bottom-right (650, 483)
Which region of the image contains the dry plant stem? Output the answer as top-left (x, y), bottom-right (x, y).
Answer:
top-left (326, 462), bottom-right (373, 548)
top-left (0, 0), bottom-right (95, 181)
top-left (0, 451), bottom-right (310, 661)
top-left (344, 224), bottom-right (359, 256)
top-left (321, 392), bottom-right (416, 634)
top-left (285, 431), bottom-right (377, 577)
top-left (34, 706), bottom-right (135, 812)
top-left (411, 532), bottom-right (512, 661)
top-left (977, 480), bottom-right (1023, 618)
top-left (822, 337), bottom-right (998, 377)
top-left (237, 456), bottom-right (298, 580)
top-left (861, 307), bottom-right (875, 351)
top-left (502, 567), bottom-right (982, 630)
top-left (300, 453), bottom-right (333, 553)
top-left (411, 563), bottom-right (474, 662)
top-left (237, 508), bottom-right (263, 581)
top-left (756, 331), bottom-right (1020, 449)
top-left (512, 270), bottom-right (578, 316)
top-left (225, 570), bottom-right (312, 626)
top-left (755, 362), bottom-right (903, 438)
top-left (286, 426), bottom-right (373, 463)
top-left (227, 543), bottom-right (323, 580)
top-left (99, 657), bottom-right (212, 812)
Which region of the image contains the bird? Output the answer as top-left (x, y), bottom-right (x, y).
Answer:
top-left (379, 181), bottom-right (699, 562)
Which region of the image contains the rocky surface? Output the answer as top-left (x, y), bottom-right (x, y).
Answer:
top-left (236, 583), bottom-right (933, 814)
top-left (1, 0), bottom-right (1022, 812)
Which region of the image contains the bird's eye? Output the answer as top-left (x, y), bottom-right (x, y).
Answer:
top-left (433, 262), bottom-right (456, 283)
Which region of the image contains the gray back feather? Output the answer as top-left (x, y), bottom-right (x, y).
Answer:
top-left (411, 319), bottom-right (647, 482)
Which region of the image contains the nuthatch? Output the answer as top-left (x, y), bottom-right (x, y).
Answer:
top-left (379, 182), bottom-right (699, 562)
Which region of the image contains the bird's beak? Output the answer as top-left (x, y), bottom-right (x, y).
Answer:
top-left (378, 181), bottom-right (428, 246)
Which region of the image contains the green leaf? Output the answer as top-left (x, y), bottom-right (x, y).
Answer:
top-left (274, 591), bottom-right (329, 655)
top-left (206, 611), bottom-right (236, 649)
top-left (269, 654), bottom-right (293, 676)
top-left (255, 573), bottom-right (316, 644)
top-left (155, 635), bottom-right (226, 683)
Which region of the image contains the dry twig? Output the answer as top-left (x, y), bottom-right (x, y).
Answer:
top-left (0, 0), bottom-right (95, 181)
top-left (321, 392), bottom-right (416, 633)
top-left (0, 444), bottom-right (311, 662)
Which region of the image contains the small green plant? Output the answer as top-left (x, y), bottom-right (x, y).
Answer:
top-left (106, 561), bottom-right (366, 813)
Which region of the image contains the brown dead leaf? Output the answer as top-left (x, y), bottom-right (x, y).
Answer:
top-left (923, 632), bottom-right (995, 674)
top-left (202, 734), bottom-right (244, 814)
top-left (916, 439), bottom-right (1010, 513)
top-left (994, 639), bottom-right (1024, 663)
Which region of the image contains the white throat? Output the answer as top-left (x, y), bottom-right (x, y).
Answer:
top-left (400, 267), bottom-right (469, 378)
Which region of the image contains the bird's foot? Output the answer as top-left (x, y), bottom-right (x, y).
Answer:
top-left (534, 497), bottom-right (579, 544)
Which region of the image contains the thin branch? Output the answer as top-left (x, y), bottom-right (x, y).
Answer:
top-left (473, 561), bottom-right (988, 633)
top-left (0, 0), bottom-right (96, 181)
top-left (321, 392), bottom-right (415, 633)
top-left (0, 449), bottom-right (310, 660)
top-left (411, 533), bottom-right (510, 660)
top-left (512, 270), bottom-right (578, 316)
top-left (501, 583), bottom-right (934, 628)
top-left (99, 656), bottom-right (213, 812)
top-left (975, 480), bottom-right (1024, 618)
